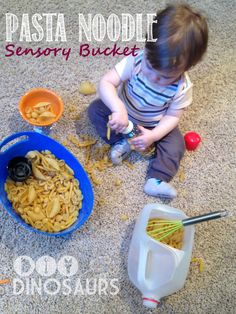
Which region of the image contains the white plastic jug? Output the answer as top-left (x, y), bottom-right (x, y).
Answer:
top-left (128, 203), bottom-right (195, 309)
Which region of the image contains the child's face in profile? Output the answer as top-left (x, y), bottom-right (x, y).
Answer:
top-left (141, 52), bottom-right (184, 86)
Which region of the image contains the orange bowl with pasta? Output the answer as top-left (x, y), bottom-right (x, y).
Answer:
top-left (19, 88), bottom-right (64, 126)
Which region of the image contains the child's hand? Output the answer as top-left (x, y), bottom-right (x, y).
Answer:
top-left (109, 110), bottom-right (128, 133)
top-left (130, 126), bottom-right (154, 151)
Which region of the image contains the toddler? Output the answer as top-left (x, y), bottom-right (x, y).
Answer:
top-left (88, 4), bottom-right (208, 199)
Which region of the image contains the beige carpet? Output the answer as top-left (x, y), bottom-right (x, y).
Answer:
top-left (0, 0), bottom-right (235, 313)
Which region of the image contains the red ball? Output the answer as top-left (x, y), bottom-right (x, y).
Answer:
top-left (184, 132), bottom-right (202, 151)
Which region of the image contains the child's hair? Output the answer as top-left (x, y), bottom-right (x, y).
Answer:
top-left (145, 4), bottom-right (208, 72)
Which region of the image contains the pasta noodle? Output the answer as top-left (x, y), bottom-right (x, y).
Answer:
top-left (25, 102), bottom-right (56, 124)
top-left (106, 115), bottom-right (112, 140)
top-left (78, 81), bottom-right (96, 95)
top-left (191, 257), bottom-right (204, 272)
top-left (106, 124), bottom-right (111, 140)
top-left (4, 150), bottom-right (83, 233)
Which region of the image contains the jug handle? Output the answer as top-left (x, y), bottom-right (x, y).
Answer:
top-left (137, 243), bottom-right (149, 288)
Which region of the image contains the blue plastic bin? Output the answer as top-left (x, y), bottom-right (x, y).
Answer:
top-left (0, 132), bottom-right (94, 236)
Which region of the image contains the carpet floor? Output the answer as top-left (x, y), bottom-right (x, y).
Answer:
top-left (0, 0), bottom-right (235, 313)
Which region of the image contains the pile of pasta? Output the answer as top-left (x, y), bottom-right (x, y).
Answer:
top-left (55, 130), bottom-right (135, 187)
top-left (25, 102), bottom-right (56, 124)
top-left (147, 218), bottom-right (184, 250)
top-left (66, 134), bottom-right (113, 185)
top-left (4, 150), bottom-right (83, 233)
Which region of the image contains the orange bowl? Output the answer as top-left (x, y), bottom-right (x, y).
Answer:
top-left (19, 88), bottom-right (64, 126)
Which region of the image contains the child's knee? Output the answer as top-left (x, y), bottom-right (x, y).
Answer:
top-left (167, 128), bottom-right (186, 159)
top-left (177, 132), bottom-right (186, 156)
top-left (87, 98), bottom-right (109, 123)
top-left (173, 133), bottom-right (185, 159)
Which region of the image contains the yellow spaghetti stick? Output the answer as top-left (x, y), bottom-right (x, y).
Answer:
top-left (107, 125), bottom-right (111, 140)
top-left (107, 115), bottom-right (112, 140)
top-left (199, 259), bottom-right (203, 273)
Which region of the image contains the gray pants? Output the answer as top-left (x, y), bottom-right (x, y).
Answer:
top-left (88, 99), bottom-right (185, 182)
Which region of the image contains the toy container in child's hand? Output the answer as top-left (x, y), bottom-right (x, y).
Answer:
top-left (122, 120), bottom-right (155, 157)
top-left (19, 88), bottom-right (64, 127)
top-left (128, 203), bottom-right (195, 308)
